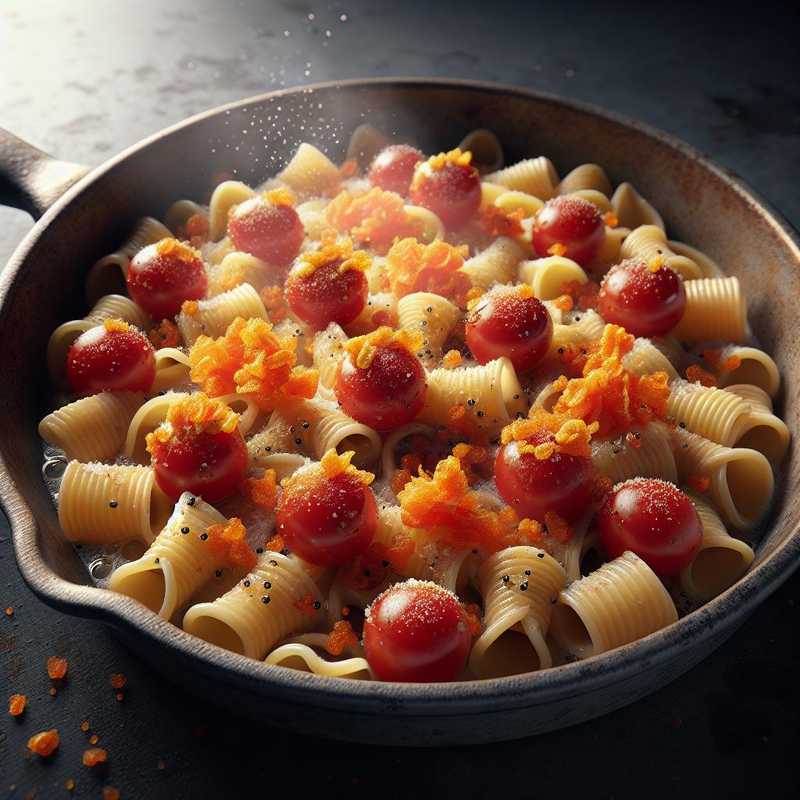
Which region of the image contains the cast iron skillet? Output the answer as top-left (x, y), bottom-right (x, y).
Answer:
top-left (0, 79), bottom-right (798, 746)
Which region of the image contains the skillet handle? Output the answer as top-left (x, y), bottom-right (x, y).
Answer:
top-left (0, 128), bottom-right (90, 219)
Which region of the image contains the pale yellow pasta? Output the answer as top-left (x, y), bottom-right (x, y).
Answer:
top-left (549, 310), bottom-right (606, 353)
top-left (480, 181), bottom-right (509, 208)
top-left (381, 423), bottom-right (436, 487)
top-left (678, 491), bottom-right (754, 603)
top-left (277, 143), bottom-right (340, 197)
top-left (397, 292), bottom-right (459, 357)
top-left (610, 182), bottom-right (665, 231)
top-left (312, 323), bottom-right (347, 388)
top-left (123, 392), bottom-right (189, 464)
top-left (164, 199), bottom-right (205, 235)
top-left (668, 239), bottom-right (723, 278)
top-left (551, 551), bottom-right (678, 657)
top-left (672, 277), bottom-right (748, 344)
top-left (273, 317), bottom-right (314, 368)
top-left (204, 236), bottom-right (235, 266)
top-left (493, 191), bottom-right (544, 218)
top-left (722, 383), bottom-right (772, 412)
top-left (265, 642), bottom-right (371, 678)
top-left (459, 237), bottom-right (526, 289)
top-left (622, 337), bottom-right (679, 380)
top-left (346, 292), bottom-right (397, 336)
top-left (183, 551), bottom-right (325, 659)
top-left (673, 427), bottom-right (773, 531)
top-left (589, 225), bottom-right (628, 273)
top-left (518, 255), bottom-right (586, 300)
top-left (208, 180), bottom-right (255, 241)
top-left (458, 128), bottom-right (504, 174)
top-left (295, 198), bottom-right (330, 240)
top-left (39, 391), bottom-right (143, 463)
top-left (469, 546), bottom-right (565, 677)
top-left (207, 251), bottom-right (270, 296)
top-left (561, 517), bottom-right (599, 584)
top-left (150, 347), bottom-right (191, 395)
top-left (109, 493), bottom-right (229, 619)
top-left (345, 123), bottom-right (390, 168)
top-left (564, 189), bottom-right (612, 214)
top-left (403, 205), bottom-right (445, 243)
top-left (557, 163), bottom-right (613, 197)
top-left (419, 357), bottom-right (526, 435)
top-left (58, 461), bottom-right (172, 546)
top-left (620, 225), bottom-right (702, 280)
top-left (248, 450), bottom-right (308, 479)
top-left (715, 345), bottom-right (780, 397)
top-left (486, 157), bottom-right (559, 200)
top-left (177, 283), bottom-right (268, 346)
top-left (591, 422), bottom-right (678, 485)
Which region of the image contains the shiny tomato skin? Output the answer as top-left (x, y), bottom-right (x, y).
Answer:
top-left (532, 196), bottom-right (605, 266)
top-left (597, 259), bottom-right (686, 337)
top-left (66, 324), bottom-right (155, 396)
top-left (127, 241), bottom-right (208, 320)
top-left (465, 291), bottom-right (553, 371)
top-left (368, 145), bottom-right (424, 196)
top-left (494, 431), bottom-right (593, 523)
top-left (363, 582), bottom-right (472, 682)
top-left (285, 259), bottom-right (368, 330)
top-left (409, 161), bottom-right (481, 229)
top-left (227, 196), bottom-right (304, 267)
top-left (597, 478), bottom-right (702, 577)
top-left (335, 345), bottom-right (427, 432)
top-left (276, 472), bottom-right (377, 566)
top-left (150, 429), bottom-right (247, 503)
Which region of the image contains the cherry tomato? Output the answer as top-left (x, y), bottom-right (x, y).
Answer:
top-left (227, 196), bottom-right (304, 267)
top-left (532, 196), bottom-right (605, 266)
top-left (286, 259), bottom-right (368, 330)
top-left (409, 158), bottom-right (481, 229)
top-left (494, 430), bottom-right (592, 523)
top-left (126, 239), bottom-right (207, 320)
top-left (597, 478), bottom-right (702, 577)
top-left (597, 259), bottom-right (686, 337)
top-left (335, 344), bottom-right (427, 432)
top-left (149, 428), bottom-right (247, 503)
top-left (363, 581), bottom-right (472, 682)
top-left (276, 470), bottom-right (377, 566)
top-left (368, 144), bottom-right (424, 196)
top-left (465, 290), bottom-right (553, 372)
top-left (66, 323), bottom-right (155, 396)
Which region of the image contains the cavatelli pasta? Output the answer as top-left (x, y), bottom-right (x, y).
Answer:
top-left (458, 237), bottom-right (526, 289)
top-left (397, 292), bottom-right (460, 357)
top-left (557, 163), bottom-right (613, 197)
top-left (518, 256), bottom-right (587, 300)
top-left (403, 205), bottom-right (445, 243)
top-left (312, 323), bottom-right (347, 388)
top-left (177, 282), bottom-right (268, 345)
top-left (591, 422), bottom-right (678, 485)
top-left (458, 128), bottom-right (504, 174)
top-left (493, 190), bottom-right (544, 218)
top-left (486, 157), bottom-right (559, 200)
top-left (622, 337), bottom-right (679, 380)
top-left (550, 309), bottom-right (606, 353)
top-left (620, 225), bottom-right (702, 280)
top-left (150, 347), bottom-right (192, 395)
top-left (671, 277), bottom-right (748, 343)
top-left (208, 181), bottom-right (255, 241)
top-left (668, 239), bottom-right (723, 278)
top-left (165, 199), bottom-right (205, 235)
top-left (207, 251), bottom-right (271, 296)
top-left (277, 143), bottom-right (341, 197)
top-left (610, 182), bottom-right (665, 231)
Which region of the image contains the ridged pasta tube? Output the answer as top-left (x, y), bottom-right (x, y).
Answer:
top-left (278, 143), bottom-right (341, 197)
top-left (247, 450), bottom-right (308, 480)
top-left (312, 323), bottom-right (347, 388)
top-left (123, 392), bottom-right (189, 465)
top-left (265, 642), bottom-right (371, 678)
top-left (671, 277), bottom-right (748, 344)
top-left (346, 292), bottom-right (398, 336)
top-left (397, 292), bottom-right (460, 356)
top-left (610, 182), bottom-right (664, 231)
top-left (551, 551), bottom-right (678, 658)
top-left (621, 225), bottom-right (702, 280)
top-left (419, 357), bottom-right (526, 435)
top-left (591, 422), bottom-right (678, 485)
top-left (550, 310), bottom-right (606, 353)
top-left (208, 181), bottom-right (255, 241)
top-left (182, 552), bottom-right (324, 659)
top-left (622, 338), bottom-right (679, 380)
top-left (58, 461), bottom-right (172, 545)
top-left (518, 256), bottom-right (586, 300)
top-left (403, 205), bottom-right (445, 243)
top-left (458, 128), bottom-right (504, 174)
top-left (480, 181), bottom-right (508, 208)
top-left (678, 491), bottom-right (754, 603)
top-left (459, 237), bottom-right (526, 289)
top-left (469, 546), bottom-right (565, 677)
top-left (150, 347), bottom-right (191, 395)
top-left (715, 345), bottom-right (780, 397)
top-left (722, 383), bottom-right (773, 412)
top-left (177, 283), bottom-right (268, 345)
top-left (207, 251), bottom-right (271, 296)
top-left (164, 200), bottom-right (205, 235)
top-left (557, 164), bottom-right (613, 197)
top-left (296, 198), bottom-right (330, 240)
top-left (486, 157), bottom-right (559, 200)
top-left (39, 392), bottom-right (143, 463)
top-left (109, 493), bottom-right (229, 619)
top-left (673, 428), bottom-right (773, 531)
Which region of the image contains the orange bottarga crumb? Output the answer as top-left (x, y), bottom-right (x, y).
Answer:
top-left (343, 326), bottom-right (423, 370)
top-left (479, 205), bottom-right (524, 238)
top-left (602, 211), bottom-right (619, 228)
top-left (410, 150), bottom-right (472, 194)
top-left (156, 237), bottom-right (201, 264)
top-left (82, 748), bottom-right (108, 767)
top-left (451, 442), bottom-right (491, 485)
top-left (559, 279), bottom-right (601, 312)
top-left (501, 408), bottom-right (598, 459)
top-left (205, 518), bottom-right (256, 572)
top-left (720, 355), bottom-right (742, 372)
top-left (146, 393), bottom-right (239, 455)
top-left (109, 674), bottom-right (127, 690)
top-left (293, 236), bottom-right (372, 280)
top-left (325, 188), bottom-right (423, 255)
top-left (591, 473), bottom-right (614, 502)
top-left (700, 349), bottom-right (721, 369)
top-left (518, 517), bottom-right (546, 546)
top-left (49, 687), bottom-right (58, 697)
top-left (148, 319), bottom-right (180, 349)
top-left (553, 293), bottom-right (574, 312)
top-left (47, 656), bottom-right (68, 681)
top-left (8, 693), bottom-right (27, 717)
top-left (325, 620), bottom-right (359, 656)
top-left (263, 533), bottom-right (285, 553)
top-left (263, 187), bottom-right (296, 208)
top-left (462, 603), bottom-right (482, 637)
top-left (189, 317), bottom-right (318, 411)
top-left (185, 212), bottom-right (210, 242)
top-left (544, 511), bottom-right (572, 544)
top-left (687, 475), bottom-right (710, 493)
top-left (102, 787), bottom-right (120, 800)
top-left (390, 467), bottom-right (414, 495)
top-left (340, 528), bottom-right (416, 591)
top-left (259, 285), bottom-right (290, 324)
top-left (464, 285), bottom-right (485, 306)
top-left (115, 692), bottom-right (124, 702)
top-left (385, 237), bottom-right (471, 301)
top-left (648, 255), bottom-right (664, 272)
top-left (182, 300), bottom-right (199, 316)
top-left (547, 242), bottom-right (568, 257)
top-left (398, 456), bottom-right (521, 554)
top-left (339, 159), bottom-right (358, 179)
top-left (28, 729), bottom-right (60, 757)
top-left (103, 318), bottom-right (131, 335)
top-left (293, 594), bottom-right (320, 616)
top-left (246, 469), bottom-right (278, 513)
top-left (686, 364), bottom-right (717, 388)
top-left (442, 349), bottom-right (463, 369)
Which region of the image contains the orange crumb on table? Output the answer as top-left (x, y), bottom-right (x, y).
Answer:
top-left (82, 747), bottom-right (108, 767)
top-left (687, 475), bottom-right (710, 493)
top-left (102, 787), bottom-right (120, 800)
top-left (8, 694), bottom-right (27, 717)
top-left (80, 720), bottom-right (90, 732)
top-left (28, 729), bottom-right (60, 757)
top-left (325, 620), bottom-right (359, 656)
top-left (89, 734), bottom-right (99, 745)
top-left (5, 607), bottom-right (13, 617)
top-left (49, 687), bottom-right (57, 697)
top-left (47, 655), bottom-right (68, 680)
top-left (115, 692), bottom-right (125, 702)
top-left (110, 674), bottom-right (127, 690)
top-left (686, 364), bottom-right (717, 387)
top-left (65, 778), bottom-right (76, 791)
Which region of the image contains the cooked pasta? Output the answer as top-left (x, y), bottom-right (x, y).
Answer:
top-left (518, 255), bottom-right (587, 300)
top-left (620, 225), bottom-right (703, 280)
top-left (668, 239), bottom-right (723, 278)
top-left (713, 345), bottom-right (780, 397)
top-left (123, 392), bottom-right (189, 465)
top-left (459, 237), bottom-right (526, 288)
top-left (610, 182), bottom-right (665, 231)
top-left (458, 129), bottom-right (504, 174)
top-left (165, 199), bottom-right (205, 235)
top-left (397, 292), bottom-right (460, 356)
top-left (381, 422), bottom-right (437, 487)
top-left (557, 163), bottom-right (613, 197)
top-left (345, 123), bottom-right (390, 169)
top-left (150, 347), bottom-right (192, 395)
top-left (493, 190), bottom-right (545, 218)
top-left (486, 157), bottom-right (559, 200)
top-left (265, 642), bottom-right (371, 678)
top-left (403, 205), bottom-right (445, 242)
top-left (591, 422), bottom-right (678, 485)
top-left (277, 142), bottom-right (341, 196)
top-left (622, 337), bottom-right (680, 380)
top-left (672, 277), bottom-right (748, 343)
top-left (312, 323), bottom-right (347, 388)
top-left (207, 251), bottom-right (270, 296)
top-left (177, 282), bottom-right (267, 345)
top-left (564, 189), bottom-right (612, 214)
top-left (208, 181), bottom-right (256, 241)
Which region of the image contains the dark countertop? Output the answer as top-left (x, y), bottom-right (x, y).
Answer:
top-left (1, 2), bottom-right (798, 797)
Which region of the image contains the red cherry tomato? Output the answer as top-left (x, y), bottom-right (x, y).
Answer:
top-left (368, 144), bottom-right (424, 196)
top-left (335, 344), bottom-right (427, 432)
top-left (494, 430), bottom-right (592, 523)
top-left (597, 478), bottom-right (702, 577)
top-left (127, 240), bottom-right (208, 320)
top-left (465, 290), bottom-right (553, 372)
top-left (149, 428), bottom-right (247, 503)
top-left (597, 259), bottom-right (686, 337)
top-left (363, 581), bottom-right (472, 682)
top-left (66, 323), bottom-right (155, 396)
top-left (276, 470), bottom-right (377, 566)
top-left (409, 159), bottom-right (481, 229)
top-left (532, 197), bottom-right (605, 266)
top-left (227, 196), bottom-right (304, 267)
top-left (286, 259), bottom-right (368, 330)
